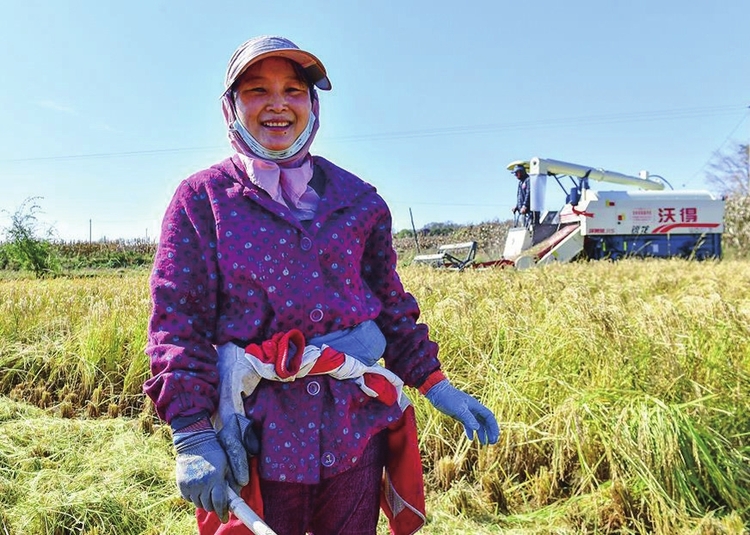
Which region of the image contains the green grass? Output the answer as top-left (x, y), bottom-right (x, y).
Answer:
top-left (1, 258), bottom-right (749, 534)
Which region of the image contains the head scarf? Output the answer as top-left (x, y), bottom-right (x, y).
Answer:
top-left (221, 35), bottom-right (330, 168)
top-left (221, 36), bottom-right (330, 218)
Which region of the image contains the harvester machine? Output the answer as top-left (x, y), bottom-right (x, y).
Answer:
top-left (483, 157), bottom-right (724, 269)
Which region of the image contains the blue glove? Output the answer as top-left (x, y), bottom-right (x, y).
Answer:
top-left (425, 380), bottom-right (500, 445)
top-left (173, 428), bottom-right (234, 522)
top-left (217, 413), bottom-right (260, 488)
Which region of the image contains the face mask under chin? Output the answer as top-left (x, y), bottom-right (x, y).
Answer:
top-left (232, 112), bottom-right (316, 162)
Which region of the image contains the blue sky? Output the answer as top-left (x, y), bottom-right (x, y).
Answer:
top-left (1, 0), bottom-right (748, 241)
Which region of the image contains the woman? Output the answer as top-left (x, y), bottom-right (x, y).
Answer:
top-left (144, 35), bottom-right (499, 535)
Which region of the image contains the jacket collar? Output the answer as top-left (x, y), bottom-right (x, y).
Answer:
top-left (219, 154), bottom-right (378, 231)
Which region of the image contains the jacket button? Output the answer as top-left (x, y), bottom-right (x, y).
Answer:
top-left (321, 452), bottom-right (336, 467)
top-left (309, 309), bottom-right (324, 322)
top-left (306, 381), bottom-right (320, 396)
top-left (300, 236), bottom-right (312, 251)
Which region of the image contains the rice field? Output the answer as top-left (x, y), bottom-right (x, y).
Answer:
top-left (0, 258), bottom-right (749, 534)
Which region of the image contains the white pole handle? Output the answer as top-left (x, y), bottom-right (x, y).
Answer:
top-left (227, 486), bottom-right (279, 535)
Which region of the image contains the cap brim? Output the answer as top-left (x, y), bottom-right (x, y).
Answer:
top-left (506, 160), bottom-right (529, 171)
top-left (225, 49), bottom-right (332, 92)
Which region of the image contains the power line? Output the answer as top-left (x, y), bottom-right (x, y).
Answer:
top-left (0, 146), bottom-right (227, 164)
top-left (0, 104), bottom-right (745, 164)
top-left (327, 104), bottom-right (745, 142)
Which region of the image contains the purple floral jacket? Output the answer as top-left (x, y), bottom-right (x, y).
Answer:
top-left (144, 154), bottom-right (441, 483)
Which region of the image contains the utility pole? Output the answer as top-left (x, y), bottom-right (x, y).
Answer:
top-left (89, 219), bottom-right (92, 244)
top-left (409, 207), bottom-right (420, 254)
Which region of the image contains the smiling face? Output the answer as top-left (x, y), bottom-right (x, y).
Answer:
top-left (233, 57), bottom-right (312, 151)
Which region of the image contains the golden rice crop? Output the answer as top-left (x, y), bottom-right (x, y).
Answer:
top-left (0, 258), bottom-right (748, 534)
top-left (0, 270), bottom-right (151, 416)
